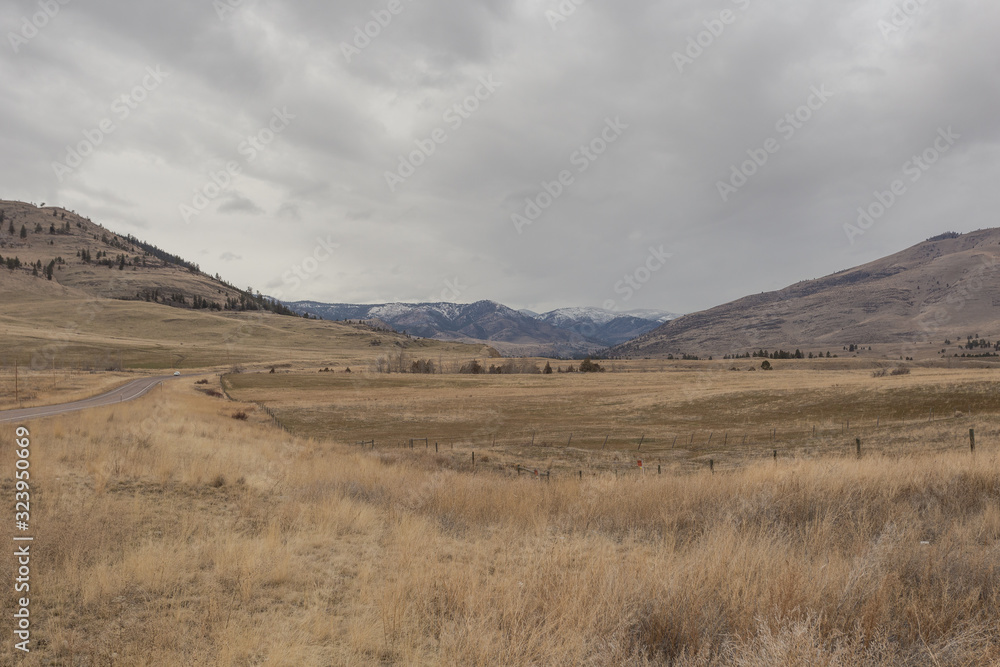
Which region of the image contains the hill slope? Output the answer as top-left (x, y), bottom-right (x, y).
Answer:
top-left (0, 200), bottom-right (290, 315)
top-left (611, 230), bottom-right (1000, 358)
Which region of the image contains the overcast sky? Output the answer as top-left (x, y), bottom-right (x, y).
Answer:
top-left (2, 0), bottom-right (999, 314)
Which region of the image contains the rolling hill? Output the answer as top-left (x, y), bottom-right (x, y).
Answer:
top-left (0, 199), bottom-right (290, 314)
top-left (610, 230), bottom-right (1000, 359)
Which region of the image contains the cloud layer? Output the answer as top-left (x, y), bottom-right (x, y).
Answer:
top-left (3, 0), bottom-right (999, 313)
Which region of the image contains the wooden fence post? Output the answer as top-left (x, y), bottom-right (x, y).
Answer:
top-left (602, 435), bottom-right (609, 450)
top-left (970, 428), bottom-right (976, 453)
top-left (856, 438), bottom-right (861, 458)
top-left (637, 435), bottom-right (644, 451)
top-left (709, 459), bottom-right (714, 474)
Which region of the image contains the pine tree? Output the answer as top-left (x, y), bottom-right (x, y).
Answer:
top-left (19, 225), bottom-right (26, 239)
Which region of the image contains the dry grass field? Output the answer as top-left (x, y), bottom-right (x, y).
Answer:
top-left (224, 365), bottom-right (1000, 473)
top-left (2, 367), bottom-right (1000, 664)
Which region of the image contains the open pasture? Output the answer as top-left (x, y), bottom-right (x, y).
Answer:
top-left (224, 364), bottom-right (1000, 474)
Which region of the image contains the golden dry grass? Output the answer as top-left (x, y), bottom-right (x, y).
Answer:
top-left (224, 366), bottom-right (1000, 473)
top-left (2, 372), bottom-right (1000, 664)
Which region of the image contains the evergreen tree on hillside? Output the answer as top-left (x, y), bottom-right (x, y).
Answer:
top-left (19, 225), bottom-right (26, 239)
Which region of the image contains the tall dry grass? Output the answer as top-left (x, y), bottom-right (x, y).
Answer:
top-left (2, 378), bottom-right (1000, 665)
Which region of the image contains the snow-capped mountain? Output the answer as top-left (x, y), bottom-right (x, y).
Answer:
top-left (533, 307), bottom-right (679, 346)
top-left (286, 300), bottom-right (598, 356)
top-left (285, 300), bottom-right (679, 356)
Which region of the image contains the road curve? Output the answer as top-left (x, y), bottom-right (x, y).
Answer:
top-left (0, 375), bottom-right (180, 424)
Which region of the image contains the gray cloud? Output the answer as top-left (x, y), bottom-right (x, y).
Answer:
top-left (3, 0), bottom-right (999, 314)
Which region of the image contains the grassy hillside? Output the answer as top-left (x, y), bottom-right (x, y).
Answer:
top-left (613, 228), bottom-right (1000, 358)
top-left (0, 200), bottom-right (267, 308)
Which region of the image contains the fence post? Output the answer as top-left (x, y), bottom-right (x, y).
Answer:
top-left (531, 431), bottom-right (535, 446)
top-left (708, 432), bottom-right (713, 445)
top-left (602, 435), bottom-right (609, 450)
top-left (970, 428), bottom-right (976, 453)
top-left (637, 435), bottom-right (644, 451)
top-left (856, 438), bottom-right (861, 458)
top-left (657, 464), bottom-right (661, 475)
top-left (579, 470), bottom-right (582, 480)
top-left (773, 449), bottom-right (777, 463)
top-left (435, 441), bottom-right (438, 453)
top-left (672, 435), bottom-right (678, 449)
top-left (472, 451), bottom-right (475, 469)
top-left (568, 433), bottom-right (573, 447)
top-left (709, 459), bottom-right (714, 474)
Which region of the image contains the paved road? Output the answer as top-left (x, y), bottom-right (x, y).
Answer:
top-left (0, 375), bottom-right (179, 424)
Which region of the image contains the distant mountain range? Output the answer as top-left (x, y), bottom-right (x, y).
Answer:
top-left (285, 300), bottom-right (678, 357)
